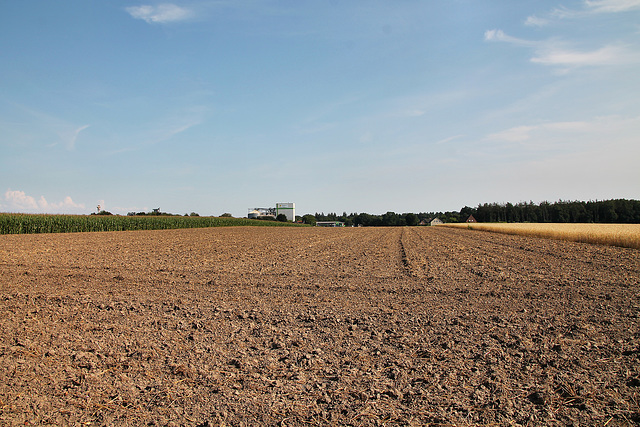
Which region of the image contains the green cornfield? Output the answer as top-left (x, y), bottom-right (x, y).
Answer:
top-left (0, 214), bottom-right (304, 235)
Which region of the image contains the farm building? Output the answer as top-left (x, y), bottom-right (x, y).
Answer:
top-left (316, 221), bottom-right (345, 227)
top-left (466, 215), bottom-right (477, 223)
top-left (430, 218), bottom-right (444, 226)
top-left (248, 207), bottom-right (276, 219)
top-left (248, 203), bottom-right (295, 221)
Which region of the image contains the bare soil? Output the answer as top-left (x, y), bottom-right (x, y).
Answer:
top-left (0, 226), bottom-right (639, 426)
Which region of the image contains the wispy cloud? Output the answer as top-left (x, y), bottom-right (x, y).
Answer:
top-left (13, 103), bottom-right (90, 150)
top-left (63, 124), bottom-right (90, 150)
top-left (163, 120), bottom-right (201, 141)
top-left (3, 189), bottom-right (85, 214)
top-left (524, 16), bottom-right (550, 27)
top-left (584, 0), bottom-right (640, 13)
top-left (485, 115), bottom-right (640, 147)
top-left (484, 29), bottom-right (537, 47)
top-left (486, 122), bottom-right (592, 144)
top-left (485, 29), bottom-right (639, 68)
top-left (526, 0), bottom-right (640, 25)
top-left (152, 109), bottom-right (205, 145)
top-left (435, 135), bottom-right (465, 145)
top-left (126, 4), bottom-right (194, 24)
top-left (531, 44), bottom-right (638, 66)
top-left (486, 125), bottom-right (538, 143)
top-left (111, 111), bottom-right (203, 155)
top-left (401, 109), bottom-right (427, 118)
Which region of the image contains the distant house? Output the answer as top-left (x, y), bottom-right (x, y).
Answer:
top-left (430, 217), bottom-right (444, 226)
top-left (466, 215), bottom-right (477, 223)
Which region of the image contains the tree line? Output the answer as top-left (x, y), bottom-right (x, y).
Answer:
top-left (308, 199), bottom-right (640, 226)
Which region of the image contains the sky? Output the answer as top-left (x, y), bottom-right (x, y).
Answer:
top-left (1, 0), bottom-right (639, 217)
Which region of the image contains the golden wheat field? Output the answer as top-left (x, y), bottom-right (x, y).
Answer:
top-left (442, 223), bottom-right (640, 249)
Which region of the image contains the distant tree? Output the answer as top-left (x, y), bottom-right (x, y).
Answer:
top-left (404, 213), bottom-right (418, 226)
top-left (599, 201), bottom-right (618, 223)
top-left (302, 214), bottom-right (317, 226)
top-left (551, 203), bottom-right (570, 223)
top-left (220, 213), bottom-right (232, 217)
top-left (459, 206), bottom-right (474, 220)
top-left (442, 211), bottom-right (461, 223)
top-left (301, 199), bottom-right (639, 226)
top-left (522, 201), bottom-right (538, 222)
top-left (276, 214), bottom-right (288, 222)
top-left (389, 212), bottom-right (408, 226)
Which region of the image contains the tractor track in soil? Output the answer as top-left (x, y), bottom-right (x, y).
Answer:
top-left (0, 226), bottom-right (639, 426)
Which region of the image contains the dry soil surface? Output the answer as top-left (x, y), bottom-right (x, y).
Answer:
top-left (0, 226), bottom-right (639, 426)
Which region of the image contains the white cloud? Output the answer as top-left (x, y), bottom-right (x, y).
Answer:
top-left (114, 107), bottom-right (205, 154)
top-left (403, 109), bottom-right (426, 117)
top-left (524, 15), bottom-right (550, 27)
top-left (12, 104), bottom-right (91, 150)
top-left (61, 124), bottom-right (90, 150)
top-left (526, 0), bottom-right (640, 24)
top-left (531, 44), bottom-right (638, 66)
top-left (484, 29), bottom-right (537, 47)
top-left (485, 29), bottom-right (639, 68)
top-left (486, 120), bottom-right (599, 143)
top-left (148, 117), bottom-right (202, 146)
top-left (126, 4), bottom-right (194, 24)
top-left (3, 190), bottom-right (85, 214)
top-left (4, 190), bottom-right (39, 211)
top-left (486, 125), bottom-right (537, 143)
top-left (48, 196), bottom-right (85, 212)
top-left (435, 135), bottom-right (465, 145)
top-left (584, 0), bottom-right (640, 13)
top-left (485, 116), bottom-right (640, 146)
top-left (167, 121), bottom-right (199, 138)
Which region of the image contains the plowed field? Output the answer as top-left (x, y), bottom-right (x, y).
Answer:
top-left (1, 226), bottom-right (639, 426)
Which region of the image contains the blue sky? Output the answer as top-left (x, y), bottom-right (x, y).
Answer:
top-left (1, 0), bottom-right (639, 217)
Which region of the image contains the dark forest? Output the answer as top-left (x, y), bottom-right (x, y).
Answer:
top-left (311, 199), bottom-right (640, 226)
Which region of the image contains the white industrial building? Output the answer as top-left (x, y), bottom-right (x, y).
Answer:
top-left (275, 202), bottom-right (295, 222)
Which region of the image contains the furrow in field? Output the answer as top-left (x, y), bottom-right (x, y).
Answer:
top-left (447, 226), bottom-right (640, 276)
top-left (400, 226), bottom-right (485, 285)
top-left (422, 226), bottom-right (640, 290)
top-left (262, 227), bottom-right (408, 282)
